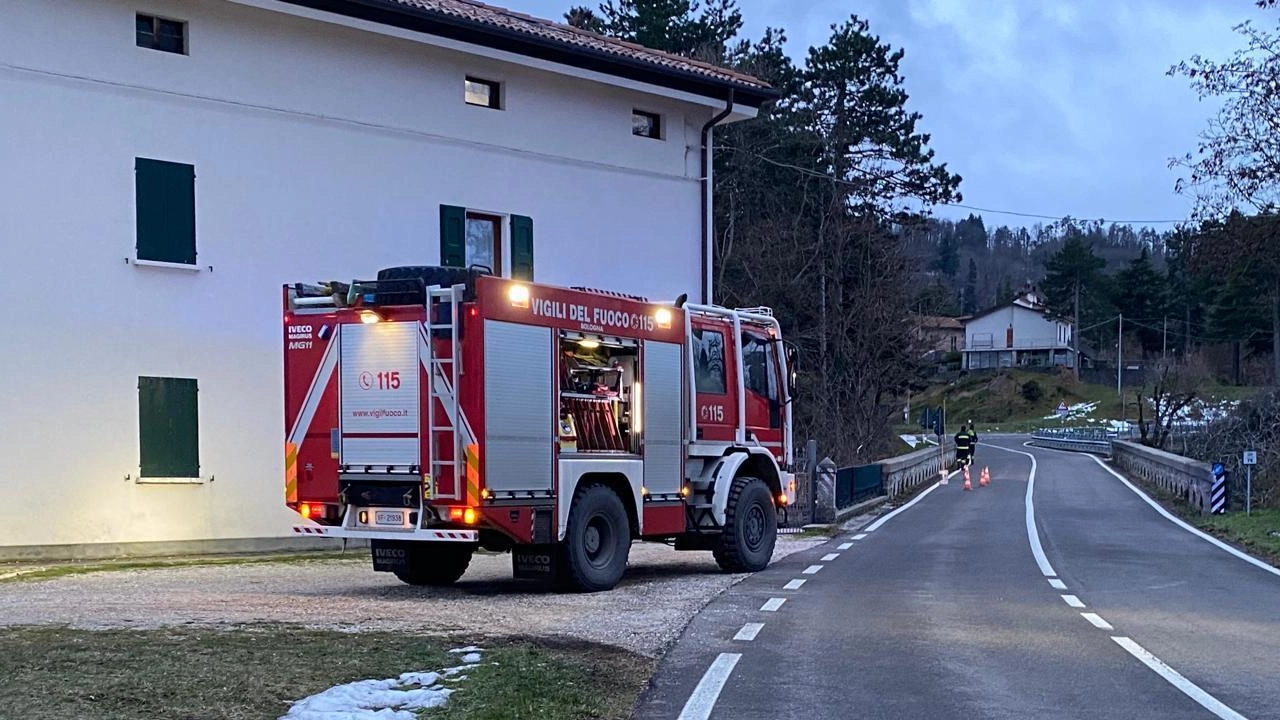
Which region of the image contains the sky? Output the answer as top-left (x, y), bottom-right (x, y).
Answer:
top-left (513, 0), bottom-right (1271, 229)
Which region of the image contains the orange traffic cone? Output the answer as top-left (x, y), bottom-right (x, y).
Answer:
top-left (963, 467), bottom-right (972, 491)
top-left (980, 467), bottom-right (990, 487)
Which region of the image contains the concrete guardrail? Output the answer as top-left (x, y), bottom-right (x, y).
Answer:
top-left (1110, 440), bottom-right (1216, 514)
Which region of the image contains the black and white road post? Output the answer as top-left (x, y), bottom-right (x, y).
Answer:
top-left (1210, 462), bottom-right (1227, 515)
top-left (1243, 450), bottom-right (1257, 515)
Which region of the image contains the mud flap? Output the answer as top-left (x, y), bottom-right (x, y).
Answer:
top-left (370, 540), bottom-right (412, 573)
top-left (512, 544), bottom-right (560, 580)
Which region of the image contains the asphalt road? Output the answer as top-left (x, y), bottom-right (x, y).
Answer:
top-left (636, 437), bottom-right (1280, 720)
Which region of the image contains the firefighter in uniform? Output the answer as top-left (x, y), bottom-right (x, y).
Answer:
top-left (967, 422), bottom-right (978, 461)
top-left (954, 425), bottom-right (973, 468)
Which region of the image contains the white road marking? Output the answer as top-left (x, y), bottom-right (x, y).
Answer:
top-left (1089, 455), bottom-right (1280, 579)
top-left (760, 598), bottom-right (786, 612)
top-left (821, 553), bottom-right (840, 561)
top-left (982, 443), bottom-right (1058, 577)
top-left (1048, 578), bottom-right (1068, 590)
top-left (1081, 613), bottom-right (1114, 630)
top-left (733, 622), bottom-right (765, 641)
top-left (837, 543), bottom-right (854, 550)
top-left (863, 470), bottom-right (955, 533)
top-left (784, 579), bottom-right (806, 590)
top-left (677, 653), bottom-right (741, 720)
top-left (1111, 637), bottom-right (1247, 720)
top-left (1061, 594), bottom-right (1086, 608)
top-left (803, 565), bottom-right (824, 574)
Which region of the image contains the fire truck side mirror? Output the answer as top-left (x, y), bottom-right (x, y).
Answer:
top-left (782, 341), bottom-right (798, 401)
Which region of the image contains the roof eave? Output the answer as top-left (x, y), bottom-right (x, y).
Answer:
top-left (280, 0), bottom-right (778, 107)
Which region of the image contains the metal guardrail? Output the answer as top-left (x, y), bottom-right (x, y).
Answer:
top-left (836, 464), bottom-right (883, 509)
top-left (1029, 427), bottom-right (1115, 454)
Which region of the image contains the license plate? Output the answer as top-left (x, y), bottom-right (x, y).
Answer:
top-left (374, 510), bottom-right (406, 526)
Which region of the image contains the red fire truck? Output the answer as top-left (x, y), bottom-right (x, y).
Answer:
top-left (284, 267), bottom-right (795, 591)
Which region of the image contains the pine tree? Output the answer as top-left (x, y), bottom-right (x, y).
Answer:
top-left (962, 258), bottom-right (978, 314)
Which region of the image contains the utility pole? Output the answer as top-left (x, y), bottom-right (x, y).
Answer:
top-left (1117, 313), bottom-right (1124, 412)
top-left (1073, 280), bottom-right (1081, 380)
top-left (1163, 316), bottom-right (1168, 362)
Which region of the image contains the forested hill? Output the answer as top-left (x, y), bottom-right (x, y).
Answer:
top-left (904, 214), bottom-right (1171, 317)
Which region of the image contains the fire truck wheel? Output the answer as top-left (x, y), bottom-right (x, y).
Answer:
top-left (563, 484), bottom-right (631, 592)
top-left (714, 476), bottom-right (777, 573)
top-left (392, 543), bottom-right (474, 586)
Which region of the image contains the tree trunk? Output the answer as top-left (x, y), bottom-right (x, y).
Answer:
top-left (1273, 285), bottom-right (1279, 388)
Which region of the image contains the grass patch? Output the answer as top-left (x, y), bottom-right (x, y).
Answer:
top-left (1195, 509), bottom-right (1280, 566)
top-left (0, 627), bottom-right (649, 720)
top-left (0, 551), bottom-right (365, 584)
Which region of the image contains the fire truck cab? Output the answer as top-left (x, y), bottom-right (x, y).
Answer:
top-left (284, 267), bottom-right (795, 592)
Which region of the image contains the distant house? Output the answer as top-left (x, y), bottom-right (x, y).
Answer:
top-left (961, 288), bottom-right (1078, 370)
top-left (912, 315), bottom-right (964, 356)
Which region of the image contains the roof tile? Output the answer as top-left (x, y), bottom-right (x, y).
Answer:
top-left (380, 0), bottom-right (770, 90)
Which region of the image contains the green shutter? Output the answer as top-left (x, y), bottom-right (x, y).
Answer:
top-left (440, 205), bottom-right (466, 267)
top-left (510, 214), bottom-right (534, 281)
top-left (135, 158), bottom-right (196, 265)
top-left (138, 376), bottom-right (200, 478)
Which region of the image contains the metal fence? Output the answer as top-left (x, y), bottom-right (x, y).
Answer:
top-left (836, 464), bottom-right (884, 509)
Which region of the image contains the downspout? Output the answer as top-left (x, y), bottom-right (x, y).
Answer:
top-left (700, 89), bottom-right (735, 305)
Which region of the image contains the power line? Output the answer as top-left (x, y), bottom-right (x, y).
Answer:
top-left (720, 146), bottom-right (1189, 226)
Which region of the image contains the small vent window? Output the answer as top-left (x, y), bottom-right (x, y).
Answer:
top-left (632, 110), bottom-right (661, 139)
top-left (465, 77), bottom-right (501, 109)
top-left (137, 13), bottom-right (186, 54)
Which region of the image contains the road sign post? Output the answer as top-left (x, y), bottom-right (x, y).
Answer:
top-left (1243, 451), bottom-right (1257, 515)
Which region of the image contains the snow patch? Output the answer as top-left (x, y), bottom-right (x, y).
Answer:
top-left (280, 652), bottom-right (481, 719)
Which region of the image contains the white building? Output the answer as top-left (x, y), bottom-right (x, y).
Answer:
top-left (0, 0), bottom-right (770, 557)
top-left (961, 289), bottom-right (1078, 370)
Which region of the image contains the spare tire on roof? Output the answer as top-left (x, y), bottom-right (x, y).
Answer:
top-left (374, 265), bottom-right (490, 305)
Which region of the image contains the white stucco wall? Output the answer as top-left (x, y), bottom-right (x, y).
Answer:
top-left (0, 0), bottom-right (723, 547)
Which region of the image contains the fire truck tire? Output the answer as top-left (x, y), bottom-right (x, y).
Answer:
top-left (714, 476), bottom-right (776, 573)
top-left (392, 544), bottom-right (474, 586)
top-left (562, 484), bottom-right (631, 592)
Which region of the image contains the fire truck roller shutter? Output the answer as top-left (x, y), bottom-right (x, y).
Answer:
top-left (642, 340), bottom-right (684, 495)
top-left (484, 320), bottom-right (554, 493)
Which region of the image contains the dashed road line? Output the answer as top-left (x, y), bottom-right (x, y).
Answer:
top-left (837, 542), bottom-right (853, 550)
top-left (802, 565), bottom-right (823, 575)
top-left (760, 598), bottom-right (786, 612)
top-left (1048, 578), bottom-right (1068, 590)
top-left (821, 553), bottom-right (840, 561)
top-left (1111, 637), bottom-right (1247, 720)
top-left (733, 623), bottom-right (765, 641)
top-left (1061, 594), bottom-right (1086, 608)
top-left (783, 579), bottom-right (806, 590)
top-left (676, 653), bottom-right (741, 720)
top-left (1081, 613), bottom-right (1114, 630)
top-left (853, 533), bottom-right (869, 539)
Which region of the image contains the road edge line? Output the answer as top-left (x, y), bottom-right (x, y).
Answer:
top-left (677, 652), bottom-right (742, 720)
top-left (1088, 455), bottom-right (1280, 579)
top-left (863, 475), bottom-right (950, 533)
top-left (1110, 637), bottom-right (1247, 720)
top-left (983, 442), bottom-right (1058, 577)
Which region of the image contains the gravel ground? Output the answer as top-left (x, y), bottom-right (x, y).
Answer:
top-left (0, 537), bottom-right (822, 657)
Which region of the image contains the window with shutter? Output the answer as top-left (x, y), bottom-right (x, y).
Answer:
top-left (510, 215), bottom-right (534, 280)
top-left (135, 158), bottom-right (196, 265)
top-left (440, 205), bottom-right (466, 267)
top-left (138, 377), bottom-right (200, 479)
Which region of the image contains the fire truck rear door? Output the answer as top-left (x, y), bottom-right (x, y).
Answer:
top-left (338, 322), bottom-right (421, 468)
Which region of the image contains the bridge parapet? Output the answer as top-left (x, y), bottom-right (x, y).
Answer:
top-left (1110, 440), bottom-right (1216, 514)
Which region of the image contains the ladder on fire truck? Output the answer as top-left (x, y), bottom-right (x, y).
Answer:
top-left (425, 284), bottom-right (465, 500)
